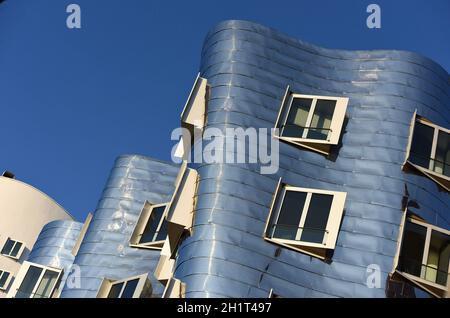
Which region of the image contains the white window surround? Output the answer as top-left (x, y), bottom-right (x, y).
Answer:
top-left (1, 237), bottom-right (25, 260)
top-left (162, 277), bottom-right (186, 298)
top-left (6, 261), bottom-right (62, 298)
top-left (274, 86), bottom-right (349, 155)
top-left (393, 215), bottom-right (450, 298)
top-left (264, 178), bottom-right (347, 260)
top-left (0, 269), bottom-right (12, 291)
top-left (97, 273), bottom-right (151, 298)
top-left (130, 202), bottom-right (169, 250)
top-left (403, 111), bottom-right (450, 192)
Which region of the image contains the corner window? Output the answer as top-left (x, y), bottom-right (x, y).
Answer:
top-left (264, 179), bottom-right (346, 259)
top-left (97, 274), bottom-right (151, 298)
top-left (396, 217), bottom-right (450, 297)
top-left (1, 238), bottom-right (24, 260)
top-left (130, 202), bottom-right (169, 249)
top-left (0, 270), bottom-right (11, 290)
top-left (11, 262), bottom-right (61, 298)
top-left (274, 86), bottom-right (348, 155)
top-left (404, 112), bottom-right (450, 191)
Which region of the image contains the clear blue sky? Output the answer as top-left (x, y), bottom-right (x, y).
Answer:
top-left (0, 0), bottom-right (449, 221)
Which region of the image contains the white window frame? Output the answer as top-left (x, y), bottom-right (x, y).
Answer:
top-left (264, 179), bottom-right (346, 259)
top-left (0, 269), bottom-right (12, 291)
top-left (130, 202), bottom-right (169, 250)
top-left (8, 261), bottom-right (62, 298)
top-left (395, 217), bottom-right (450, 297)
top-left (274, 86), bottom-right (348, 155)
top-left (404, 112), bottom-right (450, 192)
top-left (1, 237), bottom-right (25, 260)
top-left (97, 273), bottom-right (151, 298)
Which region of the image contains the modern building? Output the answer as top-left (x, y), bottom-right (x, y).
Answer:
top-left (7, 20), bottom-right (450, 298)
top-left (0, 172), bottom-right (74, 297)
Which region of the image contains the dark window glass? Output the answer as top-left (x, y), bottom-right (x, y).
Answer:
top-left (10, 241), bottom-right (22, 258)
top-left (398, 221), bottom-right (427, 278)
top-left (272, 190), bottom-right (307, 240)
top-left (433, 131), bottom-right (450, 177)
top-left (0, 271), bottom-right (10, 288)
top-left (139, 206), bottom-right (166, 244)
top-left (16, 266), bottom-right (43, 298)
top-left (426, 230), bottom-right (450, 286)
top-left (282, 98), bottom-right (313, 138)
top-left (156, 220), bottom-right (168, 241)
top-left (307, 99), bottom-right (336, 140)
top-left (301, 193), bottom-right (333, 244)
top-left (107, 282), bottom-right (124, 298)
top-left (120, 279), bottom-right (139, 298)
top-left (409, 122), bottom-right (434, 169)
top-left (1, 238), bottom-right (15, 255)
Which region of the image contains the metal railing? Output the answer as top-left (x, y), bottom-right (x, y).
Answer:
top-left (269, 223), bottom-right (329, 243)
top-left (409, 151), bottom-right (450, 176)
top-left (398, 256), bottom-right (449, 287)
top-left (281, 123), bottom-right (332, 141)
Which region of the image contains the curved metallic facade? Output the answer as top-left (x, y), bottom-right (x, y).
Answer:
top-left (173, 20), bottom-right (450, 298)
top-left (60, 155), bottom-right (180, 298)
top-left (26, 220), bottom-right (82, 291)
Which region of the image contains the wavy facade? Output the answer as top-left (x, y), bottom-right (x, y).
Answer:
top-left (172, 20), bottom-right (450, 298)
top-left (60, 155), bottom-right (180, 298)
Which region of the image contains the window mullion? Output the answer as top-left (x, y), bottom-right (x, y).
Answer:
top-left (153, 206), bottom-right (167, 242)
top-left (118, 281), bottom-right (127, 298)
top-left (303, 99), bottom-right (317, 139)
top-left (281, 95), bottom-right (294, 137)
top-left (429, 128), bottom-right (439, 170)
top-left (31, 268), bottom-right (46, 299)
top-left (271, 188), bottom-right (287, 238)
top-left (421, 227), bottom-right (432, 280)
top-left (296, 193), bottom-right (311, 241)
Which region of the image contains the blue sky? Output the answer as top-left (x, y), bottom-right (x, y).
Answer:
top-left (0, 0), bottom-right (449, 221)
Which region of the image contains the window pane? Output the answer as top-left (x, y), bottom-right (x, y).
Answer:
top-left (433, 130), bottom-right (450, 177)
top-left (107, 282), bottom-right (124, 298)
top-left (282, 98), bottom-right (313, 138)
top-left (34, 270), bottom-right (59, 298)
top-left (398, 221), bottom-right (427, 278)
top-left (10, 241), bottom-right (22, 258)
top-left (155, 220), bottom-right (168, 241)
top-left (272, 190), bottom-right (307, 240)
top-left (1, 238), bottom-right (14, 255)
top-left (426, 230), bottom-right (450, 286)
top-left (409, 122), bottom-right (434, 169)
top-left (16, 266), bottom-right (43, 298)
top-left (0, 271), bottom-right (10, 288)
top-left (307, 99), bottom-right (336, 140)
top-left (120, 279), bottom-right (139, 298)
top-left (301, 193), bottom-right (333, 244)
top-left (139, 206), bottom-right (166, 244)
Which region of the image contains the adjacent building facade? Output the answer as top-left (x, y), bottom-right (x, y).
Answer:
top-left (5, 20), bottom-right (450, 298)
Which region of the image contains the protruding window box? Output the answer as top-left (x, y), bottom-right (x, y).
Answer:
top-left (97, 273), bottom-right (152, 298)
top-left (1, 237), bottom-right (25, 261)
top-left (264, 179), bottom-right (347, 260)
top-left (274, 86), bottom-right (349, 155)
top-left (403, 112), bottom-right (450, 192)
top-left (0, 270), bottom-right (12, 291)
top-left (162, 277), bottom-right (186, 298)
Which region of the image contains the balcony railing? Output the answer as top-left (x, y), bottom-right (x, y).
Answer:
top-left (398, 256), bottom-right (449, 287)
top-left (269, 223), bottom-right (329, 244)
top-left (281, 124), bottom-right (332, 141)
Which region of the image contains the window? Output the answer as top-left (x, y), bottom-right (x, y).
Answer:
top-left (274, 86), bottom-right (348, 155)
top-left (264, 179), bottom-right (347, 259)
top-left (97, 274), bottom-right (152, 298)
top-left (395, 217), bottom-right (450, 298)
top-left (11, 262), bottom-right (61, 298)
top-left (162, 278), bottom-right (186, 298)
top-left (404, 112), bottom-right (450, 191)
top-left (130, 202), bottom-right (169, 249)
top-left (0, 270), bottom-right (12, 290)
top-left (1, 238), bottom-right (25, 260)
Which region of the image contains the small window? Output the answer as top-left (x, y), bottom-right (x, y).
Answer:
top-left (404, 112), bottom-right (450, 191)
top-left (395, 217), bottom-right (450, 298)
top-left (162, 278), bottom-right (186, 298)
top-left (1, 238), bottom-right (25, 260)
top-left (97, 274), bottom-right (152, 298)
top-left (274, 86), bottom-right (348, 155)
top-left (130, 202), bottom-right (169, 249)
top-left (12, 262), bottom-right (61, 298)
top-left (0, 270), bottom-right (12, 290)
top-left (264, 179), bottom-right (346, 259)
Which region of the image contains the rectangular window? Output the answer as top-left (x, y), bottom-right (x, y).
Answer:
top-left (0, 270), bottom-right (11, 290)
top-left (97, 274), bottom-right (151, 298)
top-left (274, 86), bottom-right (348, 155)
top-left (404, 113), bottom-right (450, 191)
top-left (130, 202), bottom-right (169, 249)
top-left (1, 238), bottom-right (24, 260)
top-left (396, 217), bottom-right (450, 297)
top-left (264, 179), bottom-right (347, 259)
top-left (13, 263), bottom-right (61, 298)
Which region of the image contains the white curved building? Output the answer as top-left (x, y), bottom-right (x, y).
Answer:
top-left (0, 173), bottom-right (74, 297)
